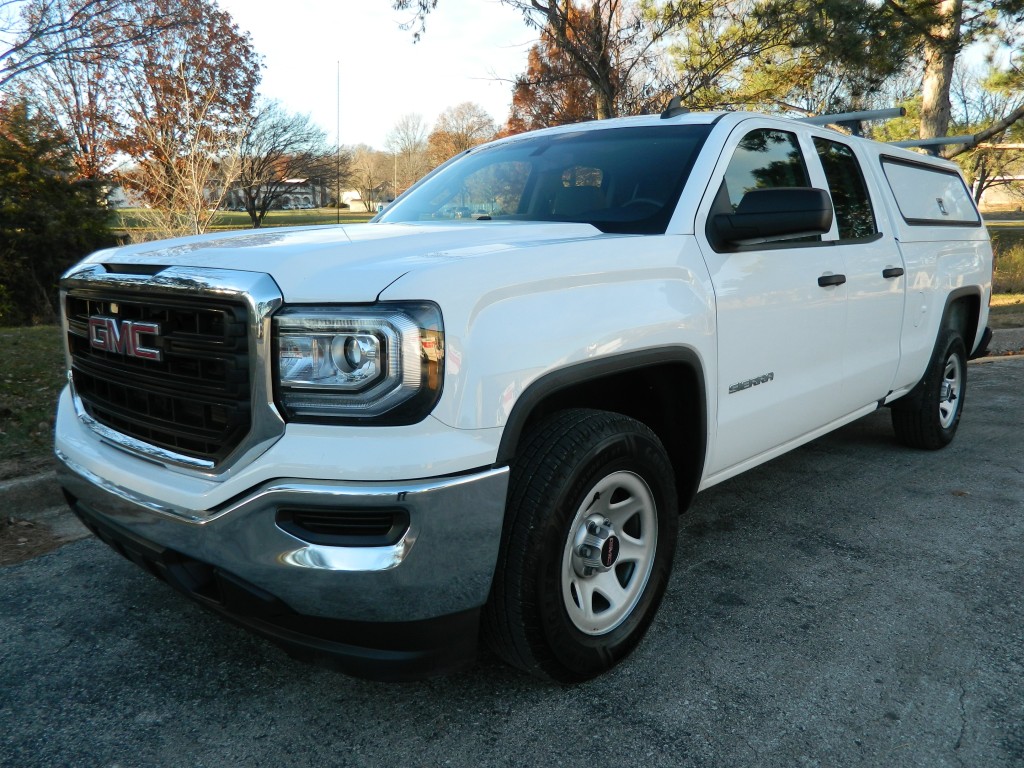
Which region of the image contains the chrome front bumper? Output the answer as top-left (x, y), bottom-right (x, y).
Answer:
top-left (56, 455), bottom-right (510, 679)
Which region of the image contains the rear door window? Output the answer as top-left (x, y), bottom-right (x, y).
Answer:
top-left (813, 137), bottom-right (877, 240)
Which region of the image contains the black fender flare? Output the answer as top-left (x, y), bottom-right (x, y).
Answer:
top-left (897, 287), bottom-right (985, 407)
top-left (494, 347), bottom-right (709, 505)
top-left (940, 286), bottom-right (985, 356)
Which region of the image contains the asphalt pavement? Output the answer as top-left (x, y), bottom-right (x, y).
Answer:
top-left (1, 355), bottom-right (1022, 768)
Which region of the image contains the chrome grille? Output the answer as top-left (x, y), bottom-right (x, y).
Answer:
top-left (65, 290), bottom-right (251, 465)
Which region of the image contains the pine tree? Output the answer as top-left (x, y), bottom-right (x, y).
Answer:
top-left (0, 99), bottom-right (112, 325)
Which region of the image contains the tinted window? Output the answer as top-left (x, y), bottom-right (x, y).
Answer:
top-left (813, 138), bottom-right (877, 240)
top-left (722, 129), bottom-right (810, 209)
top-left (378, 125), bottom-right (713, 235)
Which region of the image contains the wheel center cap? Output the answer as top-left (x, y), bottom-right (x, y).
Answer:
top-left (601, 535), bottom-right (620, 568)
top-left (573, 515), bottom-right (618, 575)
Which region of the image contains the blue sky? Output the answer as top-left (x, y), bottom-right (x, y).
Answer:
top-left (216, 0), bottom-right (537, 149)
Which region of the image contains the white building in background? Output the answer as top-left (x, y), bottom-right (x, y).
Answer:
top-left (341, 189), bottom-right (365, 210)
top-left (103, 179), bottom-right (328, 211)
top-left (222, 178), bottom-right (329, 211)
top-left (341, 188), bottom-right (393, 212)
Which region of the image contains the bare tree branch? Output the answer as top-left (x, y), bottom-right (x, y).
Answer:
top-left (1, 0), bottom-right (187, 87)
top-left (236, 100), bottom-right (343, 227)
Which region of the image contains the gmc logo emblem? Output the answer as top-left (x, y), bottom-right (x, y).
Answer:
top-left (88, 316), bottom-right (163, 361)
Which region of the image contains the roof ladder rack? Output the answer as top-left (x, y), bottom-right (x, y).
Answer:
top-left (798, 107), bottom-right (907, 136)
top-left (798, 107), bottom-right (978, 155)
top-left (889, 135), bottom-right (977, 155)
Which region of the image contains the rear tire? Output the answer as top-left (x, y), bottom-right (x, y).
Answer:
top-left (483, 409), bottom-right (677, 682)
top-left (891, 328), bottom-right (967, 450)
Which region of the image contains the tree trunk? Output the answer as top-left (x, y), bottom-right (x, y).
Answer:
top-left (535, 0), bottom-right (618, 119)
top-left (971, 155), bottom-right (989, 204)
top-left (919, 0), bottom-right (963, 139)
top-left (594, 90), bottom-right (615, 120)
top-left (29, 272), bottom-right (58, 325)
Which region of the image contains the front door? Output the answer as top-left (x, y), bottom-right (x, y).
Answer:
top-left (697, 125), bottom-right (850, 479)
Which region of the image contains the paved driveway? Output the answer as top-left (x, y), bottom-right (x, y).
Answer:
top-left (2, 357), bottom-right (1022, 768)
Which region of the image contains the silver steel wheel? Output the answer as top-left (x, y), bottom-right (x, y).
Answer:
top-left (938, 352), bottom-right (963, 429)
top-left (560, 470), bottom-right (658, 636)
top-left (484, 409), bottom-right (678, 681)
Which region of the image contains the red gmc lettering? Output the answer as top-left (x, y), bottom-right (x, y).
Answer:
top-left (88, 317), bottom-right (162, 361)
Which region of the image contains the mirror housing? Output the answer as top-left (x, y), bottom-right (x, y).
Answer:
top-left (710, 188), bottom-right (833, 249)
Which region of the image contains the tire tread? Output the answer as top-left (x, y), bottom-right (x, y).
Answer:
top-left (483, 408), bottom-right (676, 681)
top-left (891, 328), bottom-right (967, 450)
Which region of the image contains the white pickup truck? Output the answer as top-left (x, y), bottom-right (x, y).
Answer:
top-left (55, 109), bottom-right (992, 682)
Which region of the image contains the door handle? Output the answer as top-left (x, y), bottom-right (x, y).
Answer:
top-left (818, 273), bottom-right (847, 287)
top-left (882, 267), bottom-right (905, 278)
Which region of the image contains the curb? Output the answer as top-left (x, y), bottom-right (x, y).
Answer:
top-left (1, 471), bottom-right (65, 521)
top-left (988, 327), bottom-right (1024, 356)
top-left (1, 471), bottom-right (91, 552)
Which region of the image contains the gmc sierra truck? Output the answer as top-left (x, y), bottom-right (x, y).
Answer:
top-left (55, 109), bottom-right (992, 682)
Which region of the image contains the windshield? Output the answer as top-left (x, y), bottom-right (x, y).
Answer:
top-left (377, 124), bottom-right (713, 235)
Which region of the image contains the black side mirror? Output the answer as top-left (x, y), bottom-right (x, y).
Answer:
top-left (710, 188), bottom-right (834, 249)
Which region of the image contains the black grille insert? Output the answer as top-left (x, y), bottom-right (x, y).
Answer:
top-left (65, 290), bottom-right (250, 465)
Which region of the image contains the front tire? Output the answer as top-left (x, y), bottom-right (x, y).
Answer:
top-left (484, 409), bottom-right (677, 682)
top-left (891, 328), bottom-right (967, 449)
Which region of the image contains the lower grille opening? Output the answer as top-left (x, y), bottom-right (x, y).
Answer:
top-left (276, 507), bottom-right (410, 547)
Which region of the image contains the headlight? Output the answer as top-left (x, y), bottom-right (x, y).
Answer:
top-left (273, 303), bottom-right (443, 423)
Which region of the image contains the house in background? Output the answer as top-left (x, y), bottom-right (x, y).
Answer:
top-left (222, 178), bottom-right (329, 211)
top-left (341, 189), bottom-right (365, 210)
top-left (343, 182), bottom-right (394, 212)
top-left (103, 179), bottom-right (329, 211)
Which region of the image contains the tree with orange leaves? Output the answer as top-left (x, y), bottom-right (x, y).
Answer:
top-left (113, 0), bottom-right (261, 237)
top-left (506, 24), bottom-right (596, 135)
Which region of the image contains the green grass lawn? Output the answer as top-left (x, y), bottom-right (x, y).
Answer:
top-left (990, 237), bottom-right (1024, 294)
top-left (987, 222), bottom-right (1024, 249)
top-left (0, 325), bottom-right (65, 478)
top-left (981, 219), bottom-right (1024, 294)
top-left (990, 294), bottom-right (1024, 329)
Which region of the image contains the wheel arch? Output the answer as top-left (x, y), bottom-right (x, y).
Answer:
top-left (495, 348), bottom-right (708, 512)
top-left (941, 287), bottom-right (982, 354)
top-left (894, 287), bottom-right (981, 411)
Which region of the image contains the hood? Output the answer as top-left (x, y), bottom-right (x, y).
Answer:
top-left (86, 221), bottom-right (603, 302)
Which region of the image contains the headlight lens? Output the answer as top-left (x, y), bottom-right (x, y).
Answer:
top-left (274, 303), bottom-right (443, 423)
